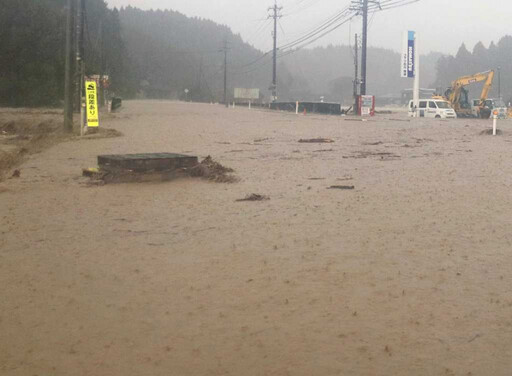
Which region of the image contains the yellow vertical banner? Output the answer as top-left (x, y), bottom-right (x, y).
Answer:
top-left (85, 81), bottom-right (99, 127)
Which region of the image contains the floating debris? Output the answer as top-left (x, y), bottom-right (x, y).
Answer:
top-left (480, 129), bottom-right (503, 136)
top-left (190, 156), bottom-right (237, 183)
top-left (254, 137), bottom-right (272, 143)
top-left (236, 194), bottom-right (270, 202)
top-left (298, 138), bottom-right (335, 144)
top-left (327, 185), bottom-right (355, 190)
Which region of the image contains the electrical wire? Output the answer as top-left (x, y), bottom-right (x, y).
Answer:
top-left (278, 7), bottom-right (354, 50)
top-left (283, 0), bottom-right (322, 17)
top-left (278, 15), bottom-right (356, 58)
top-left (244, 18), bottom-right (273, 46)
top-left (369, 0), bottom-right (420, 11)
top-left (278, 0), bottom-right (421, 58)
top-left (231, 2), bottom-right (353, 71)
top-left (234, 0), bottom-right (420, 73)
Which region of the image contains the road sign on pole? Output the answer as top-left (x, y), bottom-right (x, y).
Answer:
top-left (85, 81), bottom-right (99, 128)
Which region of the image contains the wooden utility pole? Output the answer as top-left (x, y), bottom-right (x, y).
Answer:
top-left (99, 20), bottom-right (105, 107)
top-left (354, 33), bottom-right (359, 115)
top-left (223, 39), bottom-right (228, 108)
top-left (75, 0), bottom-right (85, 112)
top-left (75, 0), bottom-right (86, 134)
top-left (198, 55), bottom-right (203, 98)
top-left (64, 0), bottom-right (75, 132)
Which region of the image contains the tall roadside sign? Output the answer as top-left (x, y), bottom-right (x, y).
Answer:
top-left (85, 81), bottom-right (99, 129)
top-left (402, 31), bottom-right (420, 116)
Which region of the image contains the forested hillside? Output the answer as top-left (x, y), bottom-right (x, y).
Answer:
top-left (118, 6), bottom-right (270, 102)
top-left (0, 0), bottom-right (66, 106)
top-left (4, 1), bottom-right (510, 108)
top-left (0, 0), bottom-right (127, 107)
top-left (435, 37), bottom-right (512, 103)
top-left (118, 7), bottom-right (442, 104)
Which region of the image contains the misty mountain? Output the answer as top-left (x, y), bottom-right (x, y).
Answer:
top-left (118, 6), bottom-right (273, 102)
top-left (5, 1), bottom-right (507, 108)
top-left (279, 45), bottom-right (441, 104)
top-left (119, 6), bottom-right (442, 104)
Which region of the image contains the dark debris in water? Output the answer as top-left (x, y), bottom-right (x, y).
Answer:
top-left (236, 194), bottom-right (270, 202)
top-left (327, 185), bottom-right (355, 190)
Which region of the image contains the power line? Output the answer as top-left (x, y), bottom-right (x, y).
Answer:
top-left (369, 0), bottom-right (420, 11)
top-left (232, 51), bottom-right (272, 71)
top-left (278, 15), bottom-right (356, 57)
top-left (244, 18), bottom-right (273, 46)
top-left (283, 0), bottom-right (321, 17)
top-left (231, 4), bottom-right (354, 73)
top-left (278, 7), bottom-right (354, 51)
top-left (233, 54), bottom-right (273, 76)
top-left (230, 0), bottom-right (421, 92)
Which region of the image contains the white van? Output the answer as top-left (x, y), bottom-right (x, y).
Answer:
top-left (408, 99), bottom-right (457, 119)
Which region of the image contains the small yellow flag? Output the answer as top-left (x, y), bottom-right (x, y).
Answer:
top-left (85, 81), bottom-right (99, 127)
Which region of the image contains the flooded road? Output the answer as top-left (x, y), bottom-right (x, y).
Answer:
top-left (1, 101), bottom-right (512, 375)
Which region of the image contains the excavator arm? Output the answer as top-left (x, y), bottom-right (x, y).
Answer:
top-left (441, 70), bottom-right (494, 118)
top-left (478, 70), bottom-right (494, 103)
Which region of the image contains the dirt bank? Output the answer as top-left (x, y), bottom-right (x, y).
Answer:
top-left (0, 109), bottom-right (66, 180)
top-left (0, 109), bottom-right (123, 181)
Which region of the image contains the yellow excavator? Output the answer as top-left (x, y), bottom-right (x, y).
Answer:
top-left (434, 70), bottom-right (495, 118)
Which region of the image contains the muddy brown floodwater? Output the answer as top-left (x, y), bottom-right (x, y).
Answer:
top-left (1, 101), bottom-right (512, 375)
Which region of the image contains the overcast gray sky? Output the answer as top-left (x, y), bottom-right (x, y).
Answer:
top-left (106, 0), bottom-right (510, 55)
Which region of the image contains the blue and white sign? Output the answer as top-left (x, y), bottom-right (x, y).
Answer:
top-left (401, 31), bottom-right (415, 78)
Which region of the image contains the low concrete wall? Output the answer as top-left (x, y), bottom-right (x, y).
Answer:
top-left (270, 102), bottom-right (343, 115)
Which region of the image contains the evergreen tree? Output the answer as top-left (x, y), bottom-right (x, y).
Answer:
top-left (435, 36), bottom-right (512, 101)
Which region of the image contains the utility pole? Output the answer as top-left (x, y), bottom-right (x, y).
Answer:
top-left (269, 1), bottom-right (282, 102)
top-left (64, 0), bottom-right (75, 132)
top-left (75, 0), bottom-right (85, 112)
top-left (76, 0), bottom-right (87, 134)
top-left (222, 39), bottom-right (228, 108)
top-left (351, 0), bottom-right (379, 95)
top-left (354, 33), bottom-right (359, 115)
top-left (99, 20), bottom-right (105, 107)
top-left (360, 0), bottom-right (368, 95)
top-left (198, 55), bottom-right (203, 100)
